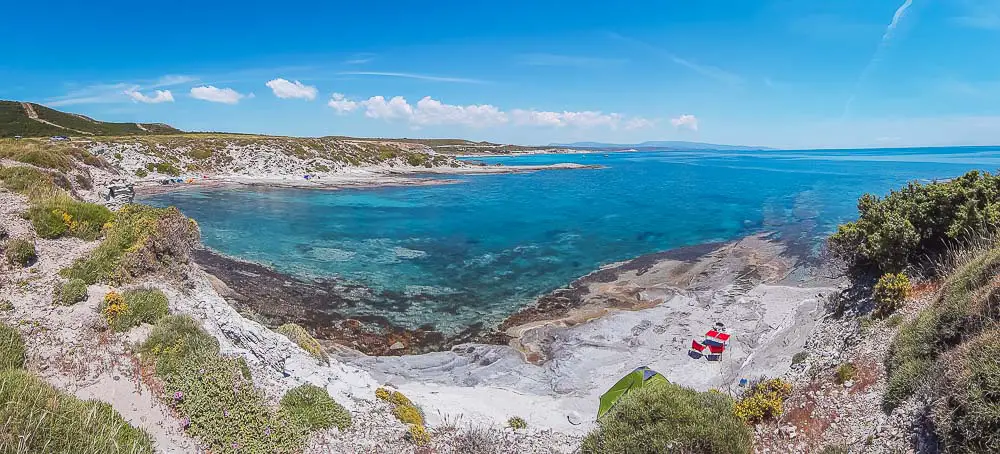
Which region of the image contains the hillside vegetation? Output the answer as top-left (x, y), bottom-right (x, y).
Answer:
top-left (0, 101), bottom-right (181, 138)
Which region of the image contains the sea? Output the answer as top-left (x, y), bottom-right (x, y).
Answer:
top-left (141, 147), bottom-right (1000, 333)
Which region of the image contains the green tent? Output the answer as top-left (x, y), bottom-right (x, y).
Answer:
top-left (597, 366), bottom-right (668, 419)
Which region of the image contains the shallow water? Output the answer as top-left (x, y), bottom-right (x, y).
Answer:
top-left (142, 147), bottom-right (1000, 333)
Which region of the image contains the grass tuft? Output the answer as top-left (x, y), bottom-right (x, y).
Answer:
top-left (277, 323), bottom-right (328, 363)
top-left (4, 238), bottom-right (37, 267)
top-left (0, 322), bottom-right (25, 371)
top-left (27, 190), bottom-right (113, 240)
top-left (53, 278), bottom-right (88, 305)
top-left (279, 384), bottom-right (351, 431)
top-left (101, 288), bottom-right (169, 332)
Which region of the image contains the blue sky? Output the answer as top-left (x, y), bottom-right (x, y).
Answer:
top-left (3, 0), bottom-right (1000, 148)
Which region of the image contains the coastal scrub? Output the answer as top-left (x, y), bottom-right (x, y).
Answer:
top-left (28, 191), bottom-right (112, 240)
top-left (101, 288), bottom-right (169, 332)
top-left (61, 204), bottom-right (199, 284)
top-left (279, 384), bottom-right (352, 431)
top-left (277, 323), bottom-right (328, 363)
top-left (4, 238), bottom-right (37, 267)
top-left (582, 380), bottom-right (752, 454)
top-left (53, 278), bottom-right (88, 305)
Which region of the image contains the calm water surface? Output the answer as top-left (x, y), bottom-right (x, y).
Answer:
top-left (142, 148), bottom-right (1000, 332)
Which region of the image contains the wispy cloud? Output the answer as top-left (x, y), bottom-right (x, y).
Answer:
top-left (336, 71), bottom-right (488, 84)
top-left (47, 75), bottom-right (197, 106)
top-left (670, 114), bottom-right (699, 131)
top-left (125, 89), bottom-right (174, 104)
top-left (326, 93), bottom-right (652, 130)
top-left (344, 53), bottom-right (376, 65)
top-left (265, 78), bottom-right (318, 100)
top-left (609, 32), bottom-right (743, 86)
top-left (516, 53), bottom-right (627, 68)
top-left (844, 0), bottom-right (916, 117)
top-left (190, 85), bottom-right (248, 104)
top-left (951, 0), bottom-right (1000, 29)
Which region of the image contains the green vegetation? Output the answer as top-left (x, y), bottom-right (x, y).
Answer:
top-left (791, 351), bottom-right (809, 365)
top-left (139, 315), bottom-right (220, 376)
top-left (874, 272), bottom-right (911, 317)
top-left (279, 384), bottom-right (351, 431)
top-left (100, 288), bottom-right (169, 332)
top-left (53, 278), bottom-right (88, 305)
top-left (0, 369), bottom-right (154, 453)
top-left (0, 322), bottom-right (25, 371)
top-left (507, 416), bottom-right (527, 430)
top-left (28, 191), bottom-right (113, 240)
top-left (0, 165), bottom-right (70, 195)
top-left (733, 378), bottom-right (793, 425)
top-left (887, 314), bottom-right (905, 328)
top-left (277, 323), bottom-right (327, 363)
top-left (885, 245), bottom-right (1000, 410)
top-left (819, 445), bottom-right (848, 454)
top-left (140, 315), bottom-right (322, 453)
top-left (61, 204), bottom-right (199, 284)
top-left (145, 161), bottom-right (181, 176)
top-left (0, 101), bottom-right (180, 138)
top-left (134, 168), bottom-right (148, 177)
top-left (5, 238), bottom-right (37, 267)
top-left (829, 170), bottom-right (1000, 274)
top-left (582, 380), bottom-right (752, 454)
top-left (929, 329), bottom-right (1000, 452)
top-left (835, 362), bottom-right (857, 385)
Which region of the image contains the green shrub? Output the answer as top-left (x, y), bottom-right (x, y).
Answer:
top-left (5, 238), bottom-right (37, 267)
top-left (835, 362), bottom-right (857, 384)
top-left (53, 278), bottom-right (88, 305)
top-left (819, 445), bottom-right (848, 454)
top-left (887, 314), bottom-right (905, 328)
top-left (0, 369), bottom-right (154, 453)
top-left (392, 404), bottom-right (424, 426)
top-left (582, 381), bottom-right (752, 454)
top-left (27, 191), bottom-right (112, 240)
top-left (61, 204), bottom-right (199, 284)
top-left (0, 299), bottom-right (12, 311)
top-left (791, 352), bottom-right (809, 365)
top-left (407, 424), bottom-right (430, 446)
top-left (279, 384), bottom-right (351, 431)
top-left (829, 171), bottom-right (1000, 274)
top-left (277, 323), bottom-right (327, 363)
top-left (507, 416), bottom-right (527, 430)
top-left (165, 356), bottom-right (305, 453)
top-left (134, 168), bottom-right (148, 178)
top-left (101, 288), bottom-right (169, 332)
top-left (733, 378), bottom-right (792, 425)
top-left (874, 272), bottom-right (911, 317)
top-left (140, 315), bottom-right (220, 376)
top-left (0, 322), bottom-right (25, 371)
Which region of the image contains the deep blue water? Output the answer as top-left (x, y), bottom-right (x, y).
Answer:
top-left (142, 148), bottom-right (1000, 332)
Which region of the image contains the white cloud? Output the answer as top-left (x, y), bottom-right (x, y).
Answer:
top-left (124, 89), bottom-right (174, 104)
top-left (327, 93), bottom-right (359, 114)
top-left (265, 78), bottom-right (318, 100)
top-left (327, 93), bottom-right (651, 130)
top-left (884, 0), bottom-right (914, 40)
top-left (670, 114), bottom-right (699, 131)
top-left (190, 85), bottom-right (246, 104)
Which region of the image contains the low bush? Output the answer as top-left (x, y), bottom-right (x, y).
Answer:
top-left (393, 404), bottom-right (424, 426)
top-left (279, 384), bottom-right (351, 431)
top-left (61, 204), bottom-right (199, 284)
top-left (5, 238), bottom-right (37, 267)
top-left (507, 416), bottom-right (527, 430)
top-left (733, 378), bottom-right (792, 425)
top-left (0, 322), bottom-right (25, 371)
top-left (27, 191), bottom-right (113, 240)
top-left (819, 445), bottom-right (848, 454)
top-left (134, 168), bottom-right (148, 178)
top-left (582, 381), bottom-right (752, 454)
top-left (834, 362), bottom-right (857, 385)
top-left (165, 356), bottom-right (304, 453)
top-left (829, 171), bottom-right (1000, 274)
top-left (407, 424), bottom-right (430, 446)
top-left (874, 272), bottom-right (910, 317)
top-left (791, 351), bottom-right (809, 365)
top-left (140, 315), bottom-right (220, 376)
top-left (887, 314), bottom-right (905, 328)
top-left (277, 323), bottom-right (327, 363)
top-left (53, 278), bottom-right (88, 305)
top-left (101, 288), bottom-right (169, 332)
top-left (0, 369), bottom-right (154, 453)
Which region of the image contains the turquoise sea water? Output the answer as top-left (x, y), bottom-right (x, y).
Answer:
top-left (142, 148), bottom-right (1000, 333)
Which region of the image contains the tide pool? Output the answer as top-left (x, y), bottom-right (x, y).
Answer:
top-left (141, 148), bottom-right (1000, 333)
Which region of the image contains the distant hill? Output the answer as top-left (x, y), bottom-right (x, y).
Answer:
top-left (0, 100), bottom-right (182, 138)
top-left (552, 140), bottom-right (774, 151)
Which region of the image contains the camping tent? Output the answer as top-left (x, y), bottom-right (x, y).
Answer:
top-left (597, 366), bottom-right (668, 419)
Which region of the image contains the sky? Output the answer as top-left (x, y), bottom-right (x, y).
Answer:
top-left (3, 0), bottom-right (1000, 149)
